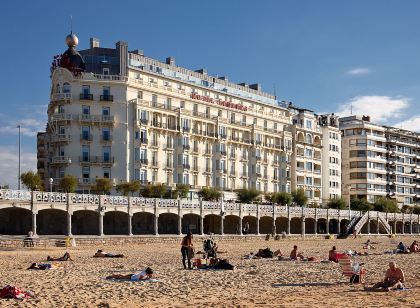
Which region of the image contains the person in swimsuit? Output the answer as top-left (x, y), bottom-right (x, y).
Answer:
top-left (365, 262), bottom-right (405, 291)
top-left (290, 245), bottom-right (304, 260)
top-left (181, 231), bottom-right (194, 269)
top-left (106, 267), bottom-right (154, 281)
top-left (47, 252), bottom-right (73, 261)
top-left (409, 241), bottom-right (418, 253)
top-left (94, 250), bottom-right (124, 258)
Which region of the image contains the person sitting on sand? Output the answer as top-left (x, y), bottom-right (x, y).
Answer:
top-left (365, 262), bottom-right (405, 291)
top-left (409, 241), bottom-right (418, 253)
top-left (106, 267), bottom-right (154, 281)
top-left (329, 246), bottom-right (338, 262)
top-left (396, 242), bottom-right (408, 253)
top-left (94, 250), bottom-right (124, 258)
top-left (290, 245), bottom-right (304, 260)
top-left (47, 252), bottom-right (73, 261)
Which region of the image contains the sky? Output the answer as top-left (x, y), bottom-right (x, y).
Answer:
top-left (0, 0), bottom-right (419, 188)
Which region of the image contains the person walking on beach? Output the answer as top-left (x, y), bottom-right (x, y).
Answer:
top-left (181, 231), bottom-right (194, 269)
top-left (365, 262), bottom-right (405, 291)
top-left (243, 222), bottom-right (250, 235)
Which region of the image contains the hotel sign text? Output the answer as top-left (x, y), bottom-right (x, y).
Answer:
top-left (191, 93), bottom-right (248, 111)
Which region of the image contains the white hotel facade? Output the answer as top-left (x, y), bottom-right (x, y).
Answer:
top-left (38, 33), bottom-right (341, 204)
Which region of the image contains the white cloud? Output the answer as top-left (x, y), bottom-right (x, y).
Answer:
top-left (337, 96), bottom-right (410, 123)
top-left (0, 117), bottom-right (45, 137)
top-left (0, 146), bottom-right (37, 189)
top-left (393, 115), bottom-right (420, 132)
top-left (347, 68), bottom-right (371, 75)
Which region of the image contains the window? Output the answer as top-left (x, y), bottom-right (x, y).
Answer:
top-left (103, 146), bottom-right (111, 162)
top-left (180, 101), bottom-right (185, 109)
top-left (102, 107), bottom-right (110, 116)
top-left (152, 94), bottom-right (158, 106)
top-left (306, 134), bottom-right (312, 144)
top-left (102, 128), bottom-right (110, 141)
top-left (82, 145), bottom-right (89, 161)
top-left (137, 91), bottom-right (143, 99)
top-left (102, 86), bottom-right (110, 96)
top-left (82, 166), bottom-right (90, 179)
top-left (82, 105), bottom-right (90, 115)
top-left (103, 68), bottom-right (109, 75)
top-left (63, 83), bottom-right (71, 93)
top-left (82, 126), bottom-right (90, 140)
top-left (306, 120), bottom-right (312, 129)
top-left (82, 85), bottom-right (90, 95)
top-left (103, 167), bottom-right (111, 179)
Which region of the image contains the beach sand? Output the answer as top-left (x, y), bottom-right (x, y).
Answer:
top-left (0, 236), bottom-right (418, 307)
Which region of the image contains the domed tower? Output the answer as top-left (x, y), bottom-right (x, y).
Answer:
top-left (59, 32), bottom-right (86, 75)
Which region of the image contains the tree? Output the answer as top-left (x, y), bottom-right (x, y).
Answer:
top-left (20, 171), bottom-right (43, 191)
top-left (327, 198), bottom-right (347, 210)
top-left (350, 197), bottom-right (373, 212)
top-left (291, 188), bottom-right (308, 207)
top-left (116, 181), bottom-right (140, 196)
top-left (236, 188), bottom-right (260, 203)
top-left (400, 204), bottom-right (413, 214)
top-left (413, 206), bottom-right (420, 215)
top-left (91, 178), bottom-right (112, 195)
top-left (275, 192), bottom-right (292, 206)
top-left (141, 184), bottom-right (167, 198)
top-left (198, 187), bottom-right (221, 201)
top-left (373, 197), bottom-right (399, 213)
top-left (172, 184), bottom-right (189, 199)
top-left (59, 175), bottom-right (78, 193)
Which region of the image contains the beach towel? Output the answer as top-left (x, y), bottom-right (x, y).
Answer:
top-left (0, 285), bottom-right (33, 299)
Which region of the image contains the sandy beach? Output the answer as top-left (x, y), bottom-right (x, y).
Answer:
top-left (0, 236), bottom-right (418, 307)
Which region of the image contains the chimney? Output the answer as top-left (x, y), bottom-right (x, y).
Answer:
top-left (249, 83), bottom-right (261, 91)
top-left (90, 37), bottom-right (100, 48)
top-left (166, 57), bottom-right (175, 66)
top-left (195, 68), bottom-right (207, 75)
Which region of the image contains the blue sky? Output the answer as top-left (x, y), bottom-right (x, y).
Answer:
top-left (1, 0), bottom-right (419, 187)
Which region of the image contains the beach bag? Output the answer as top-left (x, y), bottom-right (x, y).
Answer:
top-left (0, 285), bottom-right (33, 299)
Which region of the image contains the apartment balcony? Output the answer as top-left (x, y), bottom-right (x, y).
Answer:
top-left (271, 161), bottom-right (279, 167)
top-left (255, 140), bottom-right (262, 146)
top-left (191, 146), bottom-right (199, 154)
top-left (182, 144), bottom-right (191, 151)
top-left (203, 149), bottom-right (212, 156)
top-left (78, 178), bottom-right (93, 185)
top-left (255, 156), bottom-right (261, 161)
top-left (50, 113), bottom-right (73, 122)
top-left (51, 134), bottom-right (72, 143)
top-left (51, 156), bottom-right (72, 164)
top-left (80, 134), bottom-right (93, 142)
top-left (164, 143), bottom-right (174, 150)
top-left (216, 168), bottom-right (227, 174)
top-left (101, 135), bottom-right (113, 143)
top-left (182, 127), bottom-right (191, 133)
top-left (230, 136), bottom-right (240, 142)
top-left (240, 156), bottom-right (249, 161)
top-left (229, 153), bottom-right (236, 159)
top-left (219, 150), bottom-right (227, 156)
top-left (140, 138), bottom-right (148, 145)
top-left (255, 172), bottom-right (262, 178)
top-left (139, 179), bottom-right (149, 185)
top-left (203, 167), bottom-right (212, 174)
top-left (136, 158), bottom-right (148, 166)
top-left (182, 164), bottom-right (191, 170)
top-left (219, 134), bottom-right (227, 139)
top-left (100, 95), bottom-right (114, 102)
top-left (51, 93), bottom-right (72, 103)
top-left (151, 161), bottom-right (160, 168)
top-left (192, 165), bottom-right (199, 172)
top-left (240, 172), bottom-right (248, 178)
top-left (150, 121), bottom-right (179, 131)
top-left (150, 140), bottom-right (160, 148)
top-left (314, 168), bottom-right (321, 174)
top-left (139, 118), bottom-right (149, 125)
top-left (79, 156), bottom-right (115, 165)
top-left (79, 93), bottom-right (93, 101)
top-left (229, 171), bottom-right (236, 177)
top-left (101, 115), bottom-right (115, 124)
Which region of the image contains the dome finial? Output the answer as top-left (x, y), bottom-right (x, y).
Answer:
top-left (65, 15), bottom-right (78, 47)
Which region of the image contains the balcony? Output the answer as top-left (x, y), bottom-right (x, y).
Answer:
top-left (79, 93), bottom-right (93, 101)
top-left (51, 156), bottom-right (72, 164)
top-left (182, 127), bottom-right (191, 133)
top-left (78, 178), bottom-right (93, 185)
top-left (100, 95), bottom-right (114, 102)
top-left (230, 153), bottom-right (236, 159)
top-left (101, 115), bottom-right (114, 124)
top-left (164, 164), bottom-right (173, 170)
top-left (192, 146), bottom-right (199, 154)
top-left (182, 144), bottom-right (190, 151)
top-left (137, 158), bottom-right (148, 165)
top-left (219, 150), bottom-right (227, 156)
top-left (192, 165), bottom-right (199, 172)
top-left (151, 160), bottom-right (159, 168)
top-left (140, 138), bottom-right (148, 144)
top-left (219, 134), bottom-right (227, 139)
top-left (51, 134), bottom-right (72, 143)
top-left (150, 140), bottom-right (159, 148)
top-left (203, 149), bottom-right (212, 156)
top-left (139, 118), bottom-right (149, 125)
top-left (255, 156), bottom-right (261, 161)
top-left (255, 140), bottom-right (262, 146)
top-left (216, 168), bottom-right (227, 174)
top-left (182, 164), bottom-right (190, 170)
top-left (101, 135), bottom-right (113, 143)
top-left (256, 172), bottom-right (262, 178)
top-left (203, 167), bottom-right (212, 174)
top-left (241, 156), bottom-right (248, 161)
top-left (51, 93), bottom-right (72, 103)
top-left (79, 156), bottom-right (115, 165)
top-left (80, 134), bottom-right (93, 142)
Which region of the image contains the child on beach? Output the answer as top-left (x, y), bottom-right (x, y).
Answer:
top-left (106, 267), bottom-right (154, 281)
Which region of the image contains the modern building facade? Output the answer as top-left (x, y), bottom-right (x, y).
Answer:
top-left (340, 115), bottom-right (419, 207)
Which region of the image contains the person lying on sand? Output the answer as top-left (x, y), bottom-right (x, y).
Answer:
top-left (396, 242), bottom-right (409, 253)
top-left (106, 267), bottom-right (154, 281)
top-left (365, 261), bottom-right (405, 291)
top-left (94, 250), bottom-right (124, 258)
top-left (363, 239), bottom-right (376, 250)
top-left (409, 241), bottom-right (418, 253)
top-left (47, 252), bottom-right (73, 261)
top-left (290, 245), bottom-right (304, 260)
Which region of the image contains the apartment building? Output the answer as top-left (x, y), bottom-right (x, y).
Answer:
top-left (340, 115), bottom-right (419, 207)
top-left (40, 33), bottom-right (294, 196)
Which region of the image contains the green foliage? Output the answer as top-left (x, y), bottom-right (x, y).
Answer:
top-left (400, 204), bottom-right (413, 214)
top-left (291, 188), bottom-right (308, 207)
top-left (413, 206), bottom-right (420, 215)
top-left (236, 188), bottom-right (261, 203)
top-left (198, 187), bottom-right (222, 201)
top-left (173, 184), bottom-right (189, 199)
top-left (327, 198), bottom-right (347, 210)
top-left (141, 184), bottom-right (168, 198)
top-left (350, 197), bottom-right (373, 212)
top-left (116, 181), bottom-right (140, 196)
top-left (91, 178), bottom-right (112, 195)
top-left (267, 192), bottom-right (292, 206)
top-left (20, 171), bottom-right (43, 191)
top-left (373, 197), bottom-right (399, 213)
top-left (58, 175), bottom-right (78, 193)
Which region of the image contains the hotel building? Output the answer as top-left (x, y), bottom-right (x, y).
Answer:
top-left (40, 33), bottom-right (297, 197)
top-left (340, 115), bottom-right (419, 207)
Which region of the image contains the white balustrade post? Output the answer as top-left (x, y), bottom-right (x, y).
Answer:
top-left (200, 198), bottom-right (204, 236)
top-left (337, 218), bottom-right (341, 235)
top-left (326, 209), bottom-right (330, 234)
top-left (256, 205), bottom-right (260, 235)
top-left (239, 204), bottom-right (243, 235)
top-left (287, 205), bottom-right (291, 235)
top-left (67, 212), bottom-right (72, 236)
top-left (128, 214), bottom-right (133, 236)
top-left (301, 217), bottom-right (305, 238)
top-left (154, 199), bottom-right (159, 235)
top-left (178, 199), bottom-right (182, 235)
top-left (32, 212), bottom-right (38, 236)
top-left (99, 213), bottom-right (104, 236)
top-left (314, 208), bottom-right (318, 235)
top-left (377, 217), bottom-right (380, 234)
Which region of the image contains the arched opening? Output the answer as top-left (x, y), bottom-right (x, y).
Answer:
top-left (63, 82), bottom-right (71, 93)
top-left (132, 212), bottom-right (154, 235)
top-left (182, 214), bottom-right (201, 234)
top-left (396, 221), bottom-right (404, 234)
top-left (317, 218), bottom-right (328, 234)
top-left (158, 213), bottom-right (179, 234)
top-left (369, 219), bottom-right (379, 234)
top-left (56, 84), bottom-right (61, 94)
top-left (306, 134), bottom-right (312, 144)
top-left (242, 216), bottom-right (258, 234)
top-left (223, 215), bottom-right (240, 234)
top-left (0, 208), bottom-right (32, 235)
top-left (38, 209), bottom-right (67, 235)
top-left (290, 217), bottom-right (301, 234)
top-left (204, 214), bottom-right (221, 235)
top-left (259, 216), bottom-right (273, 234)
top-left (340, 219), bottom-right (350, 234)
top-left (72, 210), bottom-right (99, 235)
top-left (305, 218), bottom-right (315, 234)
top-left (413, 222), bottom-right (419, 234)
top-left (104, 211), bottom-right (128, 235)
top-left (404, 222), bottom-right (411, 234)
top-left (297, 132), bottom-right (304, 143)
top-left (275, 217), bottom-right (288, 234)
top-left (329, 219), bottom-right (339, 234)
top-left (314, 136), bottom-right (321, 146)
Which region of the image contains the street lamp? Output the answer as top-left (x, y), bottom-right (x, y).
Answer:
top-left (17, 125), bottom-right (21, 190)
top-left (49, 178), bottom-right (54, 192)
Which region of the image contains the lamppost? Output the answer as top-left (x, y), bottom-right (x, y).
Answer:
top-left (49, 178), bottom-right (54, 193)
top-left (17, 125), bottom-right (21, 190)
top-left (345, 184), bottom-right (352, 221)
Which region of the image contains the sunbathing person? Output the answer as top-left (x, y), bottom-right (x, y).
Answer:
top-left (329, 246), bottom-right (338, 262)
top-left (290, 245), bottom-right (304, 260)
top-left (396, 242), bottom-right (408, 253)
top-left (94, 250), bottom-right (124, 258)
top-left (106, 267), bottom-right (154, 281)
top-left (365, 262), bottom-right (405, 291)
top-left (409, 241), bottom-right (418, 253)
top-left (363, 239), bottom-right (376, 250)
top-left (47, 252), bottom-right (73, 261)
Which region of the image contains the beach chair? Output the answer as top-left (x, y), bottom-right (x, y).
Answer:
top-left (337, 255), bottom-right (366, 283)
